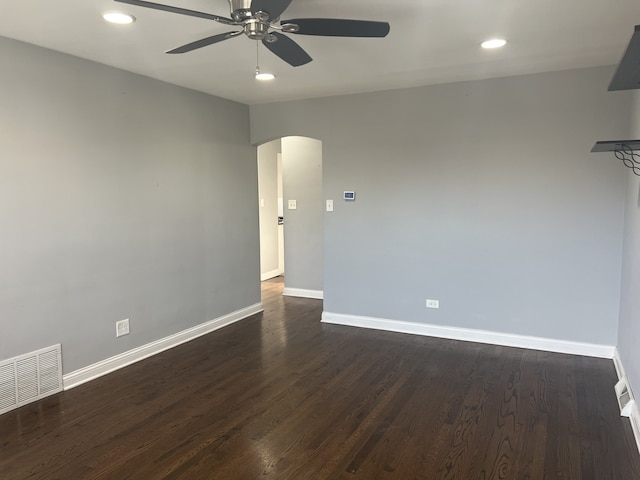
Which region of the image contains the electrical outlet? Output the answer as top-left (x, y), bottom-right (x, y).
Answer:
top-left (426, 299), bottom-right (440, 309)
top-left (116, 319), bottom-right (130, 337)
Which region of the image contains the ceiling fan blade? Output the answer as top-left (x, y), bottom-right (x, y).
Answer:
top-left (114, 0), bottom-right (236, 25)
top-left (251, 0), bottom-right (292, 20)
top-left (262, 32), bottom-right (312, 67)
top-left (166, 31), bottom-right (242, 54)
top-left (283, 18), bottom-right (390, 37)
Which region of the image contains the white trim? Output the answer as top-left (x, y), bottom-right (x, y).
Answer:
top-left (63, 303), bottom-right (263, 390)
top-left (614, 348), bottom-right (629, 383)
top-left (630, 402), bottom-right (640, 457)
top-left (321, 312), bottom-right (615, 359)
top-left (283, 288), bottom-right (323, 300)
top-left (261, 269), bottom-right (282, 281)
top-left (613, 349), bottom-right (640, 455)
top-left (613, 349), bottom-right (625, 381)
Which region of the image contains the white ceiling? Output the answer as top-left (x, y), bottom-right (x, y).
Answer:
top-left (0, 0), bottom-right (639, 105)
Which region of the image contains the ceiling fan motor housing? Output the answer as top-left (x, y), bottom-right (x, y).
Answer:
top-left (244, 19), bottom-right (270, 40)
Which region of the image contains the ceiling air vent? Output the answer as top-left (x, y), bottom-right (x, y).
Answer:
top-left (0, 345), bottom-right (63, 416)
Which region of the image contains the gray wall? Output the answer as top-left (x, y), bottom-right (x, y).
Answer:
top-left (0, 37), bottom-right (260, 374)
top-left (251, 67), bottom-right (629, 345)
top-left (258, 139), bottom-right (281, 278)
top-left (618, 91), bottom-right (640, 394)
top-left (281, 137), bottom-right (323, 292)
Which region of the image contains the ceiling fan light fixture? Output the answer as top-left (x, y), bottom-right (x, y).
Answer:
top-left (481, 38), bottom-right (507, 49)
top-left (103, 12), bottom-right (136, 24)
top-left (255, 70), bottom-right (276, 81)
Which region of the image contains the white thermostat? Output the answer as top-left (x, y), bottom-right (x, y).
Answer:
top-left (343, 191), bottom-right (356, 201)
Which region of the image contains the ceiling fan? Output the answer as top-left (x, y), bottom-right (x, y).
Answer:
top-left (114, 0), bottom-right (390, 66)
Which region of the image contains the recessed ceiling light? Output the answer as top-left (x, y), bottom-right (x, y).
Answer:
top-left (256, 72), bottom-right (276, 81)
top-left (481, 38), bottom-right (507, 49)
top-left (103, 12), bottom-right (136, 24)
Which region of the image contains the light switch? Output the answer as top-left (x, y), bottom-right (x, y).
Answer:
top-left (260, 198), bottom-right (265, 207)
top-left (326, 200), bottom-right (334, 212)
top-left (288, 200), bottom-right (297, 210)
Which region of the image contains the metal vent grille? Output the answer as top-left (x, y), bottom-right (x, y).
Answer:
top-left (0, 345), bottom-right (63, 416)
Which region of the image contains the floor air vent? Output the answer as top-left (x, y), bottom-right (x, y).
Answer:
top-left (615, 377), bottom-right (635, 417)
top-left (0, 345), bottom-right (62, 416)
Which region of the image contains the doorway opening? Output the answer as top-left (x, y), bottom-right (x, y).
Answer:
top-left (257, 136), bottom-right (323, 300)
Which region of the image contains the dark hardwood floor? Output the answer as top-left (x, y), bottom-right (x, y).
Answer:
top-left (2, 276), bottom-right (639, 479)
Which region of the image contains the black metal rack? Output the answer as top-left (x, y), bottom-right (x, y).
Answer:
top-left (591, 141), bottom-right (640, 176)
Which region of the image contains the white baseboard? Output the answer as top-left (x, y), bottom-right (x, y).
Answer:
top-left (63, 303), bottom-right (263, 390)
top-left (261, 269), bottom-right (282, 281)
top-left (321, 312), bottom-right (615, 359)
top-left (613, 349), bottom-right (640, 455)
top-left (630, 402), bottom-right (640, 457)
top-left (283, 288), bottom-right (323, 300)
top-left (614, 348), bottom-right (631, 383)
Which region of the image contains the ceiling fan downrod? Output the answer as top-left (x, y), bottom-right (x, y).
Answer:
top-left (228, 0), bottom-right (253, 22)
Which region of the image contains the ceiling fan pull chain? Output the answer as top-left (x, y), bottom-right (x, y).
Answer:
top-left (256, 40), bottom-right (260, 74)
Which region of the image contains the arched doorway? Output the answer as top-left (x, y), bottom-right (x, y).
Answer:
top-left (257, 136), bottom-right (323, 299)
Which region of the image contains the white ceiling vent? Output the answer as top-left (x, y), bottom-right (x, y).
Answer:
top-left (0, 345), bottom-right (63, 416)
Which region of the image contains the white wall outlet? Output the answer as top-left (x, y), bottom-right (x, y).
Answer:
top-left (288, 200), bottom-right (297, 210)
top-left (260, 198), bottom-right (265, 208)
top-left (426, 299), bottom-right (440, 309)
top-left (326, 200), bottom-right (334, 212)
top-left (116, 319), bottom-right (130, 337)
